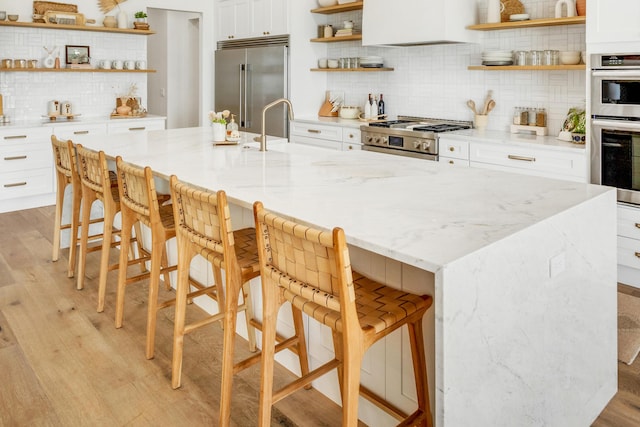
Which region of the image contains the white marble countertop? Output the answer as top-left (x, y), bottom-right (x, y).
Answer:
top-left (72, 127), bottom-right (609, 273)
top-left (441, 128), bottom-right (586, 153)
top-left (0, 114), bottom-right (166, 130)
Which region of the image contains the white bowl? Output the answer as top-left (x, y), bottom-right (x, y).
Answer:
top-left (559, 51), bottom-right (581, 65)
top-left (339, 106), bottom-right (360, 119)
top-left (317, 0), bottom-right (338, 7)
top-left (327, 59), bottom-right (339, 68)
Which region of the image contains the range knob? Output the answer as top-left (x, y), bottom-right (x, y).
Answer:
top-left (413, 140), bottom-right (422, 149)
top-left (367, 136), bottom-right (374, 143)
top-left (422, 141), bottom-right (431, 151)
top-left (380, 137), bottom-right (388, 145)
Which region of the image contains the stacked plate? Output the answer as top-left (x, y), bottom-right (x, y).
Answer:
top-left (482, 50), bottom-right (513, 66)
top-left (359, 56), bottom-right (383, 68)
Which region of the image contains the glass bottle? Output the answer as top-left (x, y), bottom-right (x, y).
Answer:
top-left (378, 94), bottom-right (385, 116)
top-left (226, 114), bottom-right (240, 141)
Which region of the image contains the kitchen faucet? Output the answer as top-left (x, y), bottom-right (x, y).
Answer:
top-left (255, 98), bottom-right (294, 151)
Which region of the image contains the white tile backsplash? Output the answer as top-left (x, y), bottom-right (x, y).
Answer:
top-left (0, 26), bottom-right (148, 121)
top-left (324, 1), bottom-right (586, 133)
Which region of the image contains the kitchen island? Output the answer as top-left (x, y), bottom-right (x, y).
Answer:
top-left (73, 127), bottom-right (617, 427)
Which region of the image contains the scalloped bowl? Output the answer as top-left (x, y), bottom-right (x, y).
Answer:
top-left (317, 0), bottom-right (338, 7)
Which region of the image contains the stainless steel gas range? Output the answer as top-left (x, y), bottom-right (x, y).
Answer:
top-left (360, 116), bottom-right (472, 160)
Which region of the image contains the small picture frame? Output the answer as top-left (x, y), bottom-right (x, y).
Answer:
top-left (65, 45), bottom-right (90, 65)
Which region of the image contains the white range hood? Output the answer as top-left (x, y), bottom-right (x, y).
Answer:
top-left (362, 0), bottom-right (477, 46)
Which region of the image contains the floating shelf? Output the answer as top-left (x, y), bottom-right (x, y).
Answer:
top-left (0, 68), bottom-right (156, 73)
top-left (0, 20), bottom-right (155, 35)
top-left (466, 16), bottom-right (585, 31)
top-left (311, 35), bottom-right (362, 43)
top-left (311, 67), bottom-right (394, 72)
top-left (310, 1), bottom-right (363, 14)
top-left (468, 65), bottom-right (585, 71)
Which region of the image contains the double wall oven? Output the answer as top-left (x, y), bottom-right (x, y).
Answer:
top-left (592, 54), bottom-right (640, 205)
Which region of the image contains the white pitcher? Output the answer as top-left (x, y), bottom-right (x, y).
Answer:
top-left (487, 0), bottom-right (505, 23)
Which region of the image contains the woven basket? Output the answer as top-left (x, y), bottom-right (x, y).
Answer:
top-left (501, 0), bottom-right (525, 22)
top-left (33, 1), bottom-right (78, 22)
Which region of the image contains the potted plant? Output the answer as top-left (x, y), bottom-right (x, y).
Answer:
top-left (562, 107), bottom-right (586, 144)
top-left (134, 11), bottom-right (147, 23)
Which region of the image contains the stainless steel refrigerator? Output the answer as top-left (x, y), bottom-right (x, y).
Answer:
top-left (215, 37), bottom-right (289, 138)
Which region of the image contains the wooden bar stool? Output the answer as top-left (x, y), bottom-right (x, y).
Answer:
top-left (51, 135), bottom-right (81, 278)
top-left (253, 201), bottom-right (434, 427)
top-left (169, 176), bottom-right (310, 427)
top-left (75, 144), bottom-right (134, 312)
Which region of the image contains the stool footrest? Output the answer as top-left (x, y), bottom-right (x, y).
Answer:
top-left (272, 358), bottom-right (340, 405)
top-left (360, 384), bottom-right (408, 421)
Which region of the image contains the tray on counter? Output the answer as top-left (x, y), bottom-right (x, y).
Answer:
top-left (110, 112), bottom-right (148, 119)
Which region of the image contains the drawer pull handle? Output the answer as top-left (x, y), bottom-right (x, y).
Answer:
top-left (4, 182), bottom-right (27, 188)
top-left (307, 129), bottom-right (321, 134)
top-left (4, 135), bottom-right (27, 140)
top-left (74, 130), bottom-right (90, 135)
top-left (508, 154), bottom-right (536, 162)
top-left (635, 252), bottom-right (640, 259)
top-left (348, 133), bottom-right (354, 138)
top-left (635, 223), bottom-right (640, 229)
top-left (4, 155), bottom-right (27, 161)
top-left (449, 160), bottom-right (454, 164)
top-left (129, 127), bottom-right (146, 131)
top-left (449, 147), bottom-right (455, 151)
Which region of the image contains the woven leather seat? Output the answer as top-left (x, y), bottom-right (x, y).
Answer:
top-left (254, 201), bottom-right (434, 427)
top-left (169, 176), bottom-right (309, 426)
top-left (51, 135), bottom-right (81, 278)
top-left (75, 144), bottom-right (137, 312)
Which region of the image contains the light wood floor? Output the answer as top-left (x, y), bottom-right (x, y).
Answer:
top-left (1, 206), bottom-right (639, 426)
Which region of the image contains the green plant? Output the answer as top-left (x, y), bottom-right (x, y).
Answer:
top-left (134, 11), bottom-right (147, 19)
top-left (563, 107), bottom-right (586, 134)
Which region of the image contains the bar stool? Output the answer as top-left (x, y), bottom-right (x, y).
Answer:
top-left (169, 175), bottom-right (310, 427)
top-left (51, 135), bottom-right (81, 278)
top-left (253, 201), bottom-right (434, 427)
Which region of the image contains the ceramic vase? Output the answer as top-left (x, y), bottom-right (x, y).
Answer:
top-left (211, 123), bottom-right (226, 142)
top-left (103, 15), bottom-right (117, 28)
top-left (117, 10), bottom-right (128, 29)
top-left (576, 0), bottom-right (586, 16)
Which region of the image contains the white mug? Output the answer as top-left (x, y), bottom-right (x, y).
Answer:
top-left (124, 60), bottom-right (136, 70)
top-left (135, 60), bottom-right (146, 70)
top-left (99, 59), bottom-right (112, 69)
top-left (318, 58), bottom-right (328, 68)
top-left (112, 59), bottom-right (124, 70)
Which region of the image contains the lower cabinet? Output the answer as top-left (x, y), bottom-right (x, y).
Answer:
top-left (107, 118), bottom-right (166, 134)
top-left (618, 204), bottom-right (640, 288)
top-left (439, 138), bottom-right (470, 166)
top-left (291, 121), bottom-right (362, 151)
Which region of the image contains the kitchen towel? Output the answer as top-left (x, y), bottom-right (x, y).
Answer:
top-left (618, 291), bottom-right (640, 365)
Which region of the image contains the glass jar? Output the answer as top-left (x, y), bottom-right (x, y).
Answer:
top-left (530, 50), bottom-right (543, 66)
top-left (513, 107), bottom-right (522, 125)
top-left (515, 51), bottom-right (528, 66)
top-left (543, 50), bottom-right (553, 66)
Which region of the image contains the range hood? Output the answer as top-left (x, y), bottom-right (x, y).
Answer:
top-left (362, 0), bottom-right (477, 46)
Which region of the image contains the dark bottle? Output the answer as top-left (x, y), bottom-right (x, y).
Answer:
top-left (377, 94), bottom-right (385, 116)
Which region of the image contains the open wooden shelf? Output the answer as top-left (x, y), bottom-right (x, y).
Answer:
top-left (0, 68), bottom-right (156, 73)
top-left (311, 34), bottom-right (362, 43)
top-left (467, 16), bottom-right (585, 31)
top-left (0, 20), bottom-right (155, 35)
top-left (311, 67), bottom-right (394, 72)
top-left (468, 64), bottom-right (585, 71)
top-left (311, 1), bottom-right (363, 14)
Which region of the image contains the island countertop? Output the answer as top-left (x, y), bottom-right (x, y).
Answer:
top-left (72, 127), bottom-right (617, 427)
top-left (74, 126), bottom-right (607, 273)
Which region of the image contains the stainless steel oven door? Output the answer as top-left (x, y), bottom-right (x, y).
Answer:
top-left (362, 145), bottom-right (438, 161)
top-left (591, 70), bottom-right (640, 117)
top-left (592, 118), bottom-right (640, 205)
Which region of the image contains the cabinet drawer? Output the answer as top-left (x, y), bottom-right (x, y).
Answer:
top-left (291, 122), bottom-right (343, 142)
top-left (618, 204), bottom-right (640, 239)
top-left (1, 146), bottom-right (52, 172)
top-left (439, 138), bottom-right (469, 160)
top-left (0, 168), bottom-right (53, 200)
top-left (291, 136), bottom-right (341, 150)
top-left (439, 157), bottom-right (470, 167)
top-left (52, 123), bottom-right (108, 140)
top-left (469, 142), bottom-right (586, 180)
top-left (342, 128), bottom-right (361, 144)
top-left (0, 127), bottom-right (51, 144)
top-left (342, 142), bottom-right (362, 151)
top-left (107, 119), bottom-right (166, 134)
top-left (618, 235), bottom-right (640, 269)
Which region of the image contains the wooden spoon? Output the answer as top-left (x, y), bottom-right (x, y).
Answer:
top-left (466, 100), bottom-right (477, 114)
top-left (486, 99), bottom-right (496, 114)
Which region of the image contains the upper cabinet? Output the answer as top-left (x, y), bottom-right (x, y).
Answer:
top-left (216, 0), bottom-right (289, 41)
top-left (586, 0), bottom-right (640, 44)
top-left (362, 0), bottom-right (475, 46)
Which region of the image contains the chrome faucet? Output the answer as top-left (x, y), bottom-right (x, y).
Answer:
top-left (255, 98), bottom-right (294, 151)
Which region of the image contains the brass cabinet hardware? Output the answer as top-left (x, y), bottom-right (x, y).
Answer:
top-left (508, 154), bottom-right (536, 162)
top-left (4, 155), bottom-right (27, 160)
top-left (3, 135), bottom-right (27, 140)
top-left (4, 182), bottom-right (27, 188)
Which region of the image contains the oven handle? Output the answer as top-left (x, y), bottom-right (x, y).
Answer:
top-left (602, 142), bottom-right (624, 148)
top-left (591, 70), bottom-right (640, 78)
top-left (592, 118), bottom-right (640, 131)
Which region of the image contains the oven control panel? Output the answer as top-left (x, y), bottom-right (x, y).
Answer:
top-left (362, 130), bottom-right (437, 155)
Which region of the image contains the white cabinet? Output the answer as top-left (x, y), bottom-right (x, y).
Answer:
top-left (469, 142), bottom-right (587, 182)
top-left (0, 127), bottom-right (55, 213)
top-left (52, 123), bottom-right (108, 140)
top-left (217, 0), bottom-right (288, 41)
top-left (438, 137), bottom-right (470, 167)
top-left (362, 0), bottom-right (474, 46)
top-left (586, 0), bottom-right (640, 44)
top-left (342, 128), bottom-right (362, 151)
top-left (617, 204), bottom-right (640, 288)
top-left (107, 118), bottom-right (166, 134)
top-left (290, 121), bottom-right (343, 150)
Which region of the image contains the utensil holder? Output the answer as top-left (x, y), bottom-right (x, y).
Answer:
top-left (474, 114), bottom-right (488, 130)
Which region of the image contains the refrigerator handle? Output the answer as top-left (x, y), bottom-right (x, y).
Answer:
top-left (244, 64), bottom-right (251, 128)
top-left (239, 63), bottom-right (245, 128)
